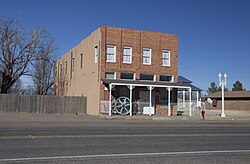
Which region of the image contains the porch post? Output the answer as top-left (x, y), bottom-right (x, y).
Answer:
top-left (109, 84), bottom-right (112, 116)
top-left (129, 85), bottom-right (132, 116)
top-left (149, 86), bottom-right (152, 116)
top-left (167, 87), bottom-right (173, 117)
top-left (189, 88), bottom-right (192, 116)
top-left (196, 91), bottom-right (199, 107)
top-left (183, 90), bottom-right (185, 107)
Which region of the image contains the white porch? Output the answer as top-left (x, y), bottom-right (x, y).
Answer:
top-left (102, 79), bottom-right (192, 117)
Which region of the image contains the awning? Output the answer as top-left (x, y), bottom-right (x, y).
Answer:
top-left (102, 79), bottom-right (191, 89)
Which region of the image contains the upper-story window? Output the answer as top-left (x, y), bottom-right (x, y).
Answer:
top-left (123, 46), bottom-right (132, 64)
top-left (162, 50), bottom-right (170, 66)
top-left (160, 75), bottom-right (173, 82)
top-left (106, 45), bottom-right (116, 62)
top-left (142, 48), bottom-right (151, 65)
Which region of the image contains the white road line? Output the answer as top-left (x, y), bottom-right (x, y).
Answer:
top-left (1, 150), bottom-right (250, 162)
top-left (1, 133), bottom-right (250, 139)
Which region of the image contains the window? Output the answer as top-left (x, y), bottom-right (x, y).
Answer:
top-left (105, 72), bottom-right (116, 79)
top-left (70, 51), bottom-right (74, 75)
top-left (123, 46), bottom-right (132, 64)
top-left (94, 46), bottom-right (98, 64)
top-left (106, 45), bottom-right (116, 62)
top-left (120, 73), bottom-right (134, 80)
top-left (65, 61), bottom-right (67, 74)
top-left (212, 99), bottom-right (217, 107)
top-left (140, 74), bottom-right (154, 81)
top-left (162, 50), bottom-right (170, 66)
top-left (60, 64), bottom-right (62, 76)
top-left (80, 54), bottom-right (83, 69)
top-left (72, 58), bottom-right (75, 72)
top-left (160, 75), bottom-right (173, 82)
top-left (142, 48), bottom-right (151, 65)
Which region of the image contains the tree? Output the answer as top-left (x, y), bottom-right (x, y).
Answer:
top-left (0, 17), bottom-right (43, 93)
top-left (31, 35), bottom-right (57, 95)
top-left (232, 80), bottom-right (245, 91)
top-left (208, 82), bottom-right (229, 94)
top-left (207, 82), bottom-right (218, 94)
top-left (9, 78), bottom-right (22, 94)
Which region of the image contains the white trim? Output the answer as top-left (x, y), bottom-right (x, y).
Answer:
top-left (189, 88), bottom-right (192, 116)
top-left (167, 87), bottom-right (173, 117)
top-left (109, 84), bottom-right (112, 116)
top-left (133, 73), bottom-right (136, 80)
top-left (108, 82), bottom-right (191, 90)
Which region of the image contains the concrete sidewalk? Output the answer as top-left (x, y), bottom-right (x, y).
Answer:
top-left (1, 110), bottom-right (250, 123)
top-left (153, 110), bottom-right (250, 121)
top-left (101, 110), bottom-right (250, 121)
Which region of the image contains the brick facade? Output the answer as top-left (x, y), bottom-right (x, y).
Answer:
top-left (55, 26), bottom-right (179, 115)
top-left (99, 26), bottom-right (178, 103)
top-left (206, 100), bottom-right (250, 110)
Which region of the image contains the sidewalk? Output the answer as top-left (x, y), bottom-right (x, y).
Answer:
top-left (101, 110), bottom-right (250, 121)
top-left (1, 110), bottom-right (250, 122)
top-left (153, 110), bottom-right (250, 121)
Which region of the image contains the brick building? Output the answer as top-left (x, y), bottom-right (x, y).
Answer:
top-left (206, 91), bottom-right (250, 110)
top-left (54, 26), bottom-right (192, 116)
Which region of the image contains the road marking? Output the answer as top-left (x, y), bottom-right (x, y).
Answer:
top-left (1, 150), bottom-right (250, 162)
top-left (1, 133), bottom-right (250, 139)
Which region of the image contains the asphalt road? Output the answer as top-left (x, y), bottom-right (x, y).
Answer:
top-left (0, 118), bottom-right (250, 163)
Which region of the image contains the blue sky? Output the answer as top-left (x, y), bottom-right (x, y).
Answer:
top-left (1, 0), bottom-right (250, 93)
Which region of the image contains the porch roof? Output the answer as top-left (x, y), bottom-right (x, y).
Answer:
top-left (102, 79), bottom-right (191, 89)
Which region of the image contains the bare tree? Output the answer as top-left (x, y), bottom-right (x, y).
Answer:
top-left (31, 36), bottom-right (57, 95)
top-left (0, 17), bottom-right (42, 93)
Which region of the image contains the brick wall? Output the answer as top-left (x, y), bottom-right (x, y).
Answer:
top-left (99, 26), bottom-right (178, 101)
top-left (206, 100), bottom-right (250, 110)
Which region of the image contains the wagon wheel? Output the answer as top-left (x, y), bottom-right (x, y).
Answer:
top-left (114, 96), bottom-right (130, 115)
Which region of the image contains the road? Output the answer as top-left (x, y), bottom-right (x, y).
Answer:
top-left (0, 117), bottom-right (250, 163)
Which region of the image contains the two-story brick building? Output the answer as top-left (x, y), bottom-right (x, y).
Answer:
top-left (54, 26), bottom-right (192, 116)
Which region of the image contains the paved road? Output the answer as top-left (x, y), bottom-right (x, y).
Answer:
top-left (0, 117), bottom-right (250, 163)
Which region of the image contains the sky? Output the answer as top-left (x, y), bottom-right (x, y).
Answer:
top-left (1, 0), bottom-right (250, 93)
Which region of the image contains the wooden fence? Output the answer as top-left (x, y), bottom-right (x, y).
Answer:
top-left (0, 94), bottom-right (87, 114)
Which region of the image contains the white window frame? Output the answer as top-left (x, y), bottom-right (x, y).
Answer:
top-left (133, 73), bottom-right (136, 80)
top-left (122, 46), bottom-right (132, 64)
top-left (105, 72), bottom-right (116, 79)
top-left (106, 45), bottom-right (116, 62)
top-left (142, 48), bottom-right (151, 65)
top-left (162, 50), bottom-right (171, 66)
top-left (94, 46), bottom-right (98, 64)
